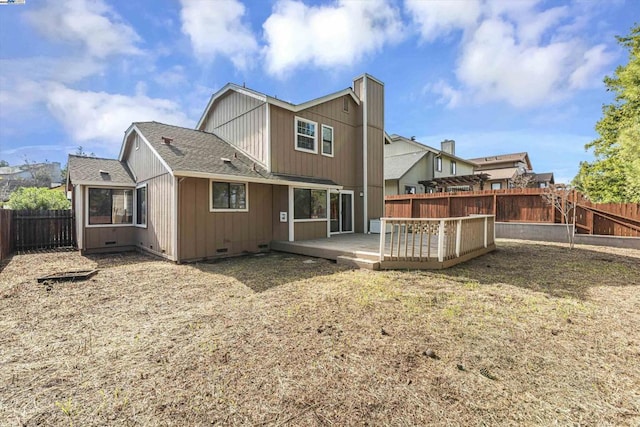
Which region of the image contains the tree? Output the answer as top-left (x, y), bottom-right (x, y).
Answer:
top-left (0, 160), bottom-right (8, 167)
top-left (511, 173), bottom-right (535, 189)
top-left (542, 185), bottom-right (576, 249)
top-left (574, 24), bottom-right (640, 203)
top-left (7, 187), bottom-right (70, 210)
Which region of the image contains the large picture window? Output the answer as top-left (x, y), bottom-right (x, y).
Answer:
top-left (211, 181), bottom-right (248, 211)
top-left (294, 189), bottom-right (327, 220)
top-left (88, 188), bottom-right (133, 225)
top-left (295, 117), bottom-right (317, 153)
top-left (136, 185), bottom-right (147, 227)
top-left (321, 124), bottom-right (333, 157)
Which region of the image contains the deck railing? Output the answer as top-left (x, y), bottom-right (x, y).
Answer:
top-left (379, 215), bottom-right (495, 263)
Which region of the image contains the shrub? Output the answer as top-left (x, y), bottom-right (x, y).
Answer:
top-left (8, 187), bottom-right (71, 210)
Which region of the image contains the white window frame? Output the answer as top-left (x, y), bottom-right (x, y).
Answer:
top-left (85, 186), bottom-right (135, 228)
top-left (450, 161), bottom-right (456, 175)
top-left (135, 183), bottom-right (147, 229)
top-left (209, 180), bottom-right (249, 212)
top-left (294, 116), bottom-right (318, 154)
top-left (321, 124), bottom-right (334, 157)
top-left (491, 182), bottom-right (502, 190)
top-left (436, 157), bottom-right (442, 172)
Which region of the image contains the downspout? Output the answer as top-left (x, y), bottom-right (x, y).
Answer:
top-left (363, 75), bottom-right (368, 234)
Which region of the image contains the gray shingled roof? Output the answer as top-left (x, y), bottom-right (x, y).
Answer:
top-left (384, 151), bottom-right (428, 180)
top-left (133, 122), bottom-right (338, 186)
top-left (134, 121), bottom-right (271, 180)
top-left (68, 155), bottom-right (135, 185)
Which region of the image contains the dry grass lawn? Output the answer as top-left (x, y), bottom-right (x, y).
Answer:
top-left (1, 239), bottom-right (639, 426)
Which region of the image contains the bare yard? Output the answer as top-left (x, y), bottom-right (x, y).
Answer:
top-left (1, 240), bottom-right (639, 426)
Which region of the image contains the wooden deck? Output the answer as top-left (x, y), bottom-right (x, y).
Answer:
top-left (272, 216), bottom-right (496, 270)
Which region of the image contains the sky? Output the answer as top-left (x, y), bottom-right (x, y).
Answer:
top-left (0, 0), bottom-right (637, 184)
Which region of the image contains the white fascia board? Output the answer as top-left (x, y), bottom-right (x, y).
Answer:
top-left (267, 88), bottom-right (360, 112)
top-left (196, 83), bottom-right (267, 130)
top-left (122, 125), bottom-right (174, 178)
top-left (353, 73), bottom-right (384, 87)
top-left (118, 123), bottom-right (137, 161)
top-left (173, 170), bottom-right (343, 190)
top-left (73, 181), bottom-right (135, 188)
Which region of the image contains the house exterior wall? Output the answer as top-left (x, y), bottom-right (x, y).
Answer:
top-left (178, 178), bottom-right (273, 261)
top-left (434, 155), bottom-right (474, 178)
top-left (294, 221), bottom-right (327, 241)
top-left (271, 185), bottom-right (289, 241)
top-left (398, 156), bottom-right (430, 195)
top-left (199, 91), bottom-right (269, 167)
top-left (385, 180), bottom-right (399, 196)
top-left (84, 226), bottom-right (136, 251)
top-left (123, 131), bottom-right (175, 259)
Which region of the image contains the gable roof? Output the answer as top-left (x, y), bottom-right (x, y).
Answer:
top-left (387, 134), bottom-right (478, 166)
top-left (476, 167), bottom-right (519, 181)
top-left (196, 83), bottom-right (361, 130)
top-left (470, 152), bottom-right (532, 170)
top-left (68, 155), bottom-right (135, 186)
top-left (533, 172), bottom-right (554, 183)
top-left (127, 122), bottom-right (339, 188)
top-left (384, 151), bottom-right (428, 180)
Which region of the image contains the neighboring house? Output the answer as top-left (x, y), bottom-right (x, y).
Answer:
top-left (67, 74), bottom-right (385, 262)
top-left (532, 172), bottom-right (555, 188)
top-left (470, 152), bottom-right (533, 190)
top-left (0, 161), bottom-right (63, 201)
top-left (384, 135), bottom-right (477, 195)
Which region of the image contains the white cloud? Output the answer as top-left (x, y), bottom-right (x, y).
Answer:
top-left (25, 0), bottom-right (141, 58)
top-left (405, 0), bottom-right (481, 42)
top-left (426, 80), bottom-right (463, 109)
top-left (420, 1), bottom-right (614, 108)
top-left (263, 0), bottom-right (404, 77)
top-left (179, 0), bottom-right (258, 69)
top-left (45, 84), bottom-right (191, 152)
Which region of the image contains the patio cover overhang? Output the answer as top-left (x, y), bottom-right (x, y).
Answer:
top-left (420, 173), bottom-right (489, 189)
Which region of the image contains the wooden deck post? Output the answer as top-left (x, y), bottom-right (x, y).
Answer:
top-left (455, 219), bottom-right (462, 257)
top-left (438, 219), bottom-right (445, 262)
top-left (379, 218), bottom-right (386, 262)
top-left (483, 216), bottom-right (488, 248)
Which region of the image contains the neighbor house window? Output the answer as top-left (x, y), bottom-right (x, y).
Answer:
top-left (450, 161), bottom-right (456, 175)
top-left (211, 181), bottom-right (248, 211)
top-left (295, 117), bottom-right (317, 153)
top-left (294, 189), bottom-right (327, 219)
top-left (491, 182), bottom-right (502, 190)
top-left (539, 182), bottom-right (548, 188)
top-left (405, 185), bottom-right (417, 194)
top-left (435, 157), bottom-right (442, 172)
top-left (321, 124), bottom-right (333, 157)
top-left (88, 188), bottom-right (133, 225)
top-left (136, 185), bottom-right (147, 227)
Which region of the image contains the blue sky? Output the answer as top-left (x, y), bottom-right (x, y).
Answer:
top-left (0, 0), bottom-right (637, 183)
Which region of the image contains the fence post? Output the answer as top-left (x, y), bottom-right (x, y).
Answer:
top-left (379, 218), bottom-right (385, 262)
top-left (438, 219), bottom-right (445, 262)
top-left (484, 216), bottom-right (488, 248)
top-left (455, 219), bottom-right (462, 257)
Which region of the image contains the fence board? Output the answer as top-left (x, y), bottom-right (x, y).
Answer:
top-left (385, 189), bottom-right (640, 237)
top-left (0, 210), bottom-right (14, 261)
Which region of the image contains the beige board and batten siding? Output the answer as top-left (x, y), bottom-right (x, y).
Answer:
top-left (271, 185), bottom-right (289, 241)
top-left (199, 91), bottom-right (269, 167)
top-left (123, 131), bottom-right (175, 259)
top-left (178, 178), bottom-right (273, 262)
top-left (294, 221), bottom-right (327, 241)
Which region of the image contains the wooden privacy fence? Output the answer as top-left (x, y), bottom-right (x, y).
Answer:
top-left (385, 188), bottom-right (640, 237)
top-left (0, 209), bottom-right (13, 261)
top-left (378, 215), bottom-right (495, 269)
top-left (12, 210), bottom-right (76, 252)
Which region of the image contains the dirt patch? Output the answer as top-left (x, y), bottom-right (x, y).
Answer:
top-left (1, 241), bottom-right (639, 425)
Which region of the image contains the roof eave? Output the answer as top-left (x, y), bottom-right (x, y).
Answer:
top-left (173, 170), bottom-right (343, 190)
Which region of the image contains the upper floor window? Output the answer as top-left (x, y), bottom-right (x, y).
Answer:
top-left (435, 157), bottom-right (442, 172)
top-left (88, 188), bottom-right (133, 225)
top-left (210, 181), bottom-right (248, 212)
top-left (321, 124), bottom-right (333, 157)
top-left (295, 117), bottom-right (317, 153)
top-left (343, 97), bottom-right (349, 113)
top-left (450, 161), bottom-right (456, 175)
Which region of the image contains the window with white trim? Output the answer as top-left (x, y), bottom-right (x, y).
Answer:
top-left (435, 157), bottom-right (442, 172)
top-left (491, 182), bottom-right (502, 190)
top-left (136, 185), bottom-right (147, 227)
top-left (450, 161), bottom-right (456, 175)
top-left (211, 181), bottom-right (248, 211)
top-left (295, 117), bottom-right (317, 153)
top-left (88, 188), bottom-right (133, 225)
top-left (294, 189), bottom-right (327, 219)
top-left (321, 124), bottom-right (333, 157)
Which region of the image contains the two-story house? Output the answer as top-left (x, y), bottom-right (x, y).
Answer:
top-left (384, 135), bottom-right (477, 195)
top-left (67, 74), bottom-right (385, 262)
